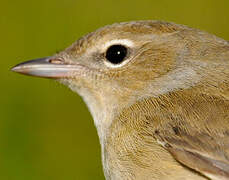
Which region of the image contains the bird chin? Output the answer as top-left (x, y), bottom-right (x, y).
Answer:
top-left (59, 78), bottom-right (81, 93)
top-left (59, 78), bottom-right (94, 99)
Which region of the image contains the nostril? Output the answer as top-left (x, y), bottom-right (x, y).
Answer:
top-left (48, 58), bottom-right (64, 64)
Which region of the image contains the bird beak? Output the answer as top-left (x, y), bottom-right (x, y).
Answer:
top-left (11, 57), bottom-right (80, 79)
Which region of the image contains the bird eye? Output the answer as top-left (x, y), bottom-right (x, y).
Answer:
top-left (105, 45), bottom-right (128, 64)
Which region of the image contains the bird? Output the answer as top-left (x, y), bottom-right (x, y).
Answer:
top-left (12, 20), bottom-right (229, 180)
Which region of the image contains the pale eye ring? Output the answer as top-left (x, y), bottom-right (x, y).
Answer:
top-left (105, 44), bottom-right (128, 64)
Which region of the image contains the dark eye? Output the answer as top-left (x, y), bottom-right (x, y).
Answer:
top-left (105, 45), bottom-right (128, 64)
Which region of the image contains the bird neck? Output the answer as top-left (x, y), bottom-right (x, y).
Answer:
top-left (102, 88), bottom-right (210, 180)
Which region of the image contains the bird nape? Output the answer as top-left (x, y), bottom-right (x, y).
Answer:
top-left (12, 20), bottom-right (229, 180)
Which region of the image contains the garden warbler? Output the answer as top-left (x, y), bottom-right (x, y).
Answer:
top-left (12, 21), bottom-right (229, 180)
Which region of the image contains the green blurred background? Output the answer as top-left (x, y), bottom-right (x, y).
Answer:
top-left (1, 0), bottom-right (229, 179)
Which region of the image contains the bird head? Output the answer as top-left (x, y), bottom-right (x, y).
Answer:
top-left (11, 21), bottom-right (205, 137)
